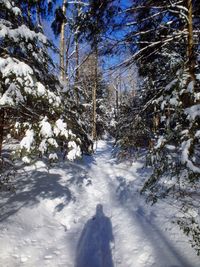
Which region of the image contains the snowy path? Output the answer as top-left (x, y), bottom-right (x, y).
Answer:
top-left (0, 140), bottom-right (199, 267)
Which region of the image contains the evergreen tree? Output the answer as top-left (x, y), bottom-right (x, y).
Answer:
top-left (123, 0), bottom-right (200, 253)
top-left (0, 0), bottom-right (91, 165)
top-left (95, 0), bottom-right (200, 253)
top-left (79, 53), bottom-right (111, 140)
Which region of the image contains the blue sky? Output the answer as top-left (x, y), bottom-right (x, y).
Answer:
top-left (42, 0), bottom-right (133, 75)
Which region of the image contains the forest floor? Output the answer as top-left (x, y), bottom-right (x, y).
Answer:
top-left (0, 140), bottom-right (199, 267)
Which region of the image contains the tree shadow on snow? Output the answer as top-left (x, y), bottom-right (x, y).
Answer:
top-left (75, 204), bottom-right (115, 267)
top-left (107, 175), bottom-right (195, 267)
top-left (0, 152), bottom-right (99, 221)
top-left (133, 203), bottom-right (194, 267)
top-left (62, 159), bottom-right (94, 187)
top-left (115, 176), bottom-right (133, 204)
top-left (81, 154), bottom-right (97, 167)
top-left (0, 169), bottom-right (73, 222)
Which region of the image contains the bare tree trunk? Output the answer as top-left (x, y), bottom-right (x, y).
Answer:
top-left (0, 108), bottom-right (5, 156)
top-left (60, 0), bottom-right (67, 81)
top-left (92, 43), bottom-right (98, 141)
top-left (74, 34), bottom-right (80, 104)
top-left (27, 1), bottom-right (31, 27)
top-left (36, 3), bottom-right (43, 30)
top-left (74, 0), bottom-right (81, 104)
top-left (75, 0), bottom-right (81, 83)
top-left (75, 38), bottom-right (79, 82)
top-left (116, 88), bottom-right (119, 113)
top-left (187, 0), bottom-right (195, 82)
top-left (65, 33), bottom-right (71, 84)
top-left (181, 0), bottom-right (195, 108)
top-left (119, 75), bottom-right (122, 104)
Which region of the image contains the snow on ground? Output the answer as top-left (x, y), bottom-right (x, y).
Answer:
top-left (0, 140), bottom-right (199, 267)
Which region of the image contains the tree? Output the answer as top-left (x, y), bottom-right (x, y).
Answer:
top-left (78, 53), bottom-right (111, 140)
top-left (74, 0), bottom-right (117, 142)
top-left (60, 0), bottom-right (67, 81)
top-left (91, 0), bottom-right (200, 253)
top-left (0, 0), bottom-right (91, 164)
top-left (131, 0), bottom-right (200, 254)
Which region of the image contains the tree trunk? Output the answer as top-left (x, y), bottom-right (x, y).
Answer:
top-left (27, 1), bottom-right (31, 27)
top-left (74, 0), bottom-right (81, 104)
top-left (187, 0), bottom-right (195, 82)
top-left (60, 0), bottom-right (67, 81)
top-left (36, 3), bottom-right (43, 30)
top-left (74, 34), bottom-right (80, 104)
top-left (116, 88), bottom-right (119, 113)
top-left (181, 0), bottom-right (195, 108)
top-left (0, 108), bottom-right (5, 156)
top-left (65, 34), bottom-right (71, 85)
top-left (75, 38), bottom-right (79, 82)
top-left (92, 43), bottom-right (98, 141)
top-left (75, 0), bottom-right (81, 83)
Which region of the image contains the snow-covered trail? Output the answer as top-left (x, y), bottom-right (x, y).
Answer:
top-left (0, 140), bottom-right (199, 267)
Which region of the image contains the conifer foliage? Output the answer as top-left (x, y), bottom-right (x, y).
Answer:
top-left (0, 0), bottom-right (89, 163)
top-left (0, 0), bottom-right (200, 257)
top-left (109, 0), bottom-right (200, 254)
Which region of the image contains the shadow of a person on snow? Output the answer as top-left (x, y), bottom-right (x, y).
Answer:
top-left (75, 204), bottom-right (115, 267)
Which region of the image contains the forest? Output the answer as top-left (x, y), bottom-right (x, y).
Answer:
top-left (0, 0), bottom-right (200, 266)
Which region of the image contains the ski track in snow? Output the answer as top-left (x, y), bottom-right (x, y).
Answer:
top-left (0, 140), bottom-right (199, 267)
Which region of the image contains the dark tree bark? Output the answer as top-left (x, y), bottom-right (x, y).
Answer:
top-left (0, 108), bottom-right (5, 156)
top-left (187, 0), bottom-right (195, 82)
top-left (92, 43), bottom-right (98, 141)
top-left (60, 0), bottom-right (67, 81)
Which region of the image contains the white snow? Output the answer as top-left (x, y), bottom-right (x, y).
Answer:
top-left (39, 117), bottom-right (53, 138)
top-left (20, 129), bottom-right (34, 152)
top-left (49, 153), bottom-right (58, 161)
top-left (185, 104), bottom-right (200, 120)
top-left (0, 83), bottom-right (24, 106)
top-left (67, 141), bottom-right (81, 161)
top-left (0, 57), bottom-right (33, 77)
top-left (0, 23), bottom-right (47, 43)
top-left (161, 100), bottom-right (167, 110)
top-left (165, 79), bottom-right (178, 91)
top-left (155, 136), bottom-right (165, 149)
top-left (39, 139), bottom-right (47, 154)
top-left (0, 0), bottom-right (21, 15)
top-left (36, 82), bottom-right (46, 97)
top-left (186, 81), bottom-right (194, 93)
top-left (0, 141), bottom-right (199, 267)
top-left (0, 92), bottom-right (14, 106)
top-left (54, 119), bottom-right (68, 138)
top-left (22, 156), bottom-right (31, 164)
top-left (195, 130), bottom-right (200, 138)
top-left (47, 91), bottom-right (61, 107)
top-left (169, 97), bottom-right (179, 106)
top-left (48, 138), bottom-right (58, 148)
top-left (181, 139), bottom-right (200, 173)
top-left (196, 73), bottom-right (200, 80)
